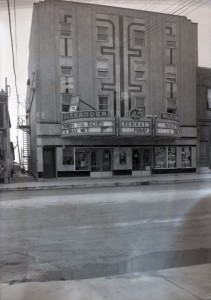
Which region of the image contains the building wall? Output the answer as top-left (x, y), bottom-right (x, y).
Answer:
top-left (28, 0), bottom-right (198, 178)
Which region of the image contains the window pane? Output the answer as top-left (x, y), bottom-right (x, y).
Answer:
top-left (98, 69), bottom-right (108, 78)
top-left (63, 146), bottom-right (73, 165)
top-left (61, 76), bottom-right (73, 93)
top-left (135, 97), bottom-right (145, 107)
top-left (97, 26), bottom-right (108, 41)
top-left (134, 30), bottom-right (145, 45)
top-left (60, 31), bottom-right (71, 37)
top-left (67, 39), bottom-right (73, 56)
top-left (60, 38), bottom-right (65, 56)
top-left (99, 96), bottom-right (108, 110)
top-left (61, 67), bottom-right (72, 76)
top-left (62, 105), bottom-right (69, 112)
top-left (135, 71), bottom-right (144, 80)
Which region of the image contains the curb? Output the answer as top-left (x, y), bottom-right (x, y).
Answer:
top-left (0, 177), bottom-right (210, 192)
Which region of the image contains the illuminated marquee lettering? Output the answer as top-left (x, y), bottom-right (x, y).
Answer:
top-left (62, 111), bottom-right (109, 120)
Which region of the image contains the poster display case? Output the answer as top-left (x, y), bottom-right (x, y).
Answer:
top-left (181, 146), bottom-right (192, 168)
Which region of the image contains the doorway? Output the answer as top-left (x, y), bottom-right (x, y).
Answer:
top-left (90, 148), bottom-right (112, 176)
top-left (132, 148), bottom-right (151, 176)
top-left (43, 147), bottom-right (56, 178)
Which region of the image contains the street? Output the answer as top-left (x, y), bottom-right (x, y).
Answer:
top-left (0, 182), bottom-right (211, 283)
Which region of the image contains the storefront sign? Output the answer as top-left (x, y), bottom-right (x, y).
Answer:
top-left (62, 111), bottom-right (109, 121)
top-left (161, 113), bottom-right (179, 121)
top-left (61, 118), bottom-right (115, 136)
top-left (120, 119), bottom-right (152, 136)
top-left (156, 119), bottom-right (180, 136)
top-left (69, 96), bottom-right (79, 112)
top-left (129, 108), bottom-right (144, 120)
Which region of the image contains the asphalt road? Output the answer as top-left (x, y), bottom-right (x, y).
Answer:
top-left (0, 182), bottom-right (211, 283)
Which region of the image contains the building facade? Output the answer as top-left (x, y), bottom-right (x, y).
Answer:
top-left (0, 88), bottom-right (14, 183)
top-left (27, 0), bottom-right (198, 179)
top-left (197, 67), bottom-right (211, 173)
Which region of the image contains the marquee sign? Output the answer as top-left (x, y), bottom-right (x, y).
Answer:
top-left (155, 119), bottom-right (180, 137)
top-left (119, 118), bottom-right (152, 136)
top-left (129, 108), bottom-right (145, 120)
top-left (161, 113), bottom-right (179, 122)
top-left (61, 118), bottom-right (115, 136)
top-left (62, 111), bottom-right (109, 121)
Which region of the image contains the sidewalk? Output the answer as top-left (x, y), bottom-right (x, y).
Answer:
top-left (1, 172), bottom-right (211, 191)
top-left (0, 264), bottom-right (211, 300)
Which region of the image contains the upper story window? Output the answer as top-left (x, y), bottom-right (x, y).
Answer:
top-left (64, 15), bottom-right (71, 23)
top-left (208, 89), bottom-right (211, 109)
top-left (135, 71), bottom-right (144, 81)
top-left (99, 96), bottom-right (109, 110)
top-left (98, 68), bottom-right (109, 78)
top-left (61, 76), bottom-right (73, 94)
top-left (165, 26), bottom-right (172, 35)
top-left (62, 104), bottom-right (70, 112)
top-left (60, 38), bottom-right (73, 57)
top-left (134, 30), bottom-right (145, 46)
top-left (166, 73), bottom-right (176, 82)
top-left (166, 82), bottom-right (177, 99)
top-left (135, 97), bottom-right (145, 108)
top-left (97, 26), bottom-right (108, 41)
top-left (166, 48), bottom-right (176, 65)
top-left (60, 23), bottom-right (72, 37)
top-left (166, 40), bottom-right (176, 48)
top-left (61, 66), bottom-right (73, 76)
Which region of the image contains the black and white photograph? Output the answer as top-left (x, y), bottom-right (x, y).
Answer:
top-left (0, 0), bottom-right (211, 299)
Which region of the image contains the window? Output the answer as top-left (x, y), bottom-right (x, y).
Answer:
top-left (208, 89), bottom-right (211, 109)
top-left (168, 147), bottom-right (176, 168)
top-left (97, 26), bottom-right (108, 41)
top-left (99, 96), bottom-right (109, 111)
top-left (166, 40), bottom-right (176, 48)
top-left (61, 66), bottom-right (73, 76)
top-left (62, 104), bottom-right (69, 112)
top-left (166, 82), bottom-right (177, 99)
top-left (135, 71), bottom-right (144, 81)
top-left (0, 104), bottom-right (4, 128)
top-left (134, 30), bottom-right (145, 45)
top-left (166, 73), bottom-right (176, 82)
top-left (63, 146), bottom-right (74, 165)
top-left (98, 69), bottom-right (109, 78)
top-left (60, 23), bottom-right (72, 37)
top-left (64, 15), bottom-right (71, 23)
top-left (60, 38), bottom-right (72, 56)
top-left (61, 76), bottom-right (73, 93)
top-left (181, 147), bottom-right (192, 168)
top-left (165, 26), bottom-right (172, 35)
top-left (166, 48), bottom-right (176, 65)
top-left (135, 97), bottom-right (145, 108)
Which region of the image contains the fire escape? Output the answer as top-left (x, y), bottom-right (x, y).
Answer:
top-left (18, 73), bottom-right (35, 172)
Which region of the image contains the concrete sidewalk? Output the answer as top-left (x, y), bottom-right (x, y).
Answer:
top-left (1, 172), bottom-right (211, 191)
top-left (0, 264), bottom-right (211, 300)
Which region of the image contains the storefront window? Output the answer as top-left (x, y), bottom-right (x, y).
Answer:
top-left (168, 147), bottom-right (176, 168)
top-left (154, 147), bottom-right (167, 169)
top-left (63, 146), bottom-right (74, 165)
top-left (75, 148), bottom-right (89, 171)
top-left (181, 147), bottom-right (192, 168)
top-left (119, 151), bottom-right (126, 165)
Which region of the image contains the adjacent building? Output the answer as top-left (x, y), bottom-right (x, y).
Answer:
top-left (197, 67), bottom-right (211, 172)
top-left (0, 87), bottom-right (14, 183)
top-left (27, 0), bottom-right (198, 179)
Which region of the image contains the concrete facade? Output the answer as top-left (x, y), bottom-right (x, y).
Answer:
top-left (27, 0), bottom-right (198, 179)
top-left (0, 89), bottom-right (14, 183)
top-left (197, 67), bottom-right (211, 173)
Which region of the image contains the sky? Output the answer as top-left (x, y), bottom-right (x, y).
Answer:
top-left (0, 0), bottom-right (211, 161)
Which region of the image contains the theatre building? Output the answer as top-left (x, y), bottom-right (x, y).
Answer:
top-left (27, 0), bottom-right (198, 179)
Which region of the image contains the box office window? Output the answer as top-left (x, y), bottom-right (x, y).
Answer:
top-left (75, 148), bottom-right (89, 171)
top-left (181, 147), bottom-right (192, 168)
top-left (63, 146), bottom-right (74, 165)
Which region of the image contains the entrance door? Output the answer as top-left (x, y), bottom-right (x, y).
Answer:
top-left (132, 148), bottom-right (151, 176)
top-left (43, 148), bottom-right (56, 178)
top-left (90, 148), bottom-right (112, 176)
